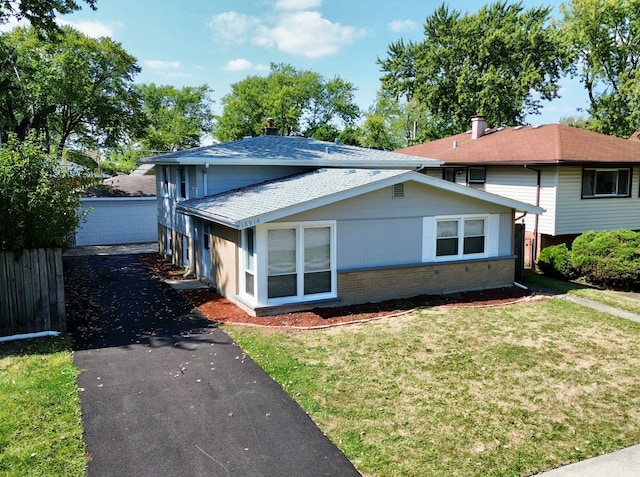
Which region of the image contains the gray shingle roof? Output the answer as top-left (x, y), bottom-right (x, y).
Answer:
top-left (142, 135), bottom-right (440, 169)
top-left (177, 168), bottom-right (543, 229)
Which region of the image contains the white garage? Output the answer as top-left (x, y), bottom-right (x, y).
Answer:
top-left (75, 197), bottom-right (158, 246)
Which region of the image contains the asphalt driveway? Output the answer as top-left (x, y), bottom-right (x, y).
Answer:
top-left (64, 253), bottom-right (360, 477)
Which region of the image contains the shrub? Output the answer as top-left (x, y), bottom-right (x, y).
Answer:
top-left (537, 243), bottom-right (577, 280)
top-left (0, 135), bottom-right (94, 251)
top-left (572, 230), bottom-right (640, 290)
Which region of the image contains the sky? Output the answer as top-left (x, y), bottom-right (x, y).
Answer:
top-left (54, 0), bottom-right (586, 127)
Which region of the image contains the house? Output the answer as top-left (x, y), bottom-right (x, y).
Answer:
top-left (141, 134), bottom-right (542, 316)
top-left (75, 172), bottom-right (158, 246)
top-left (397, 117), bottom-right (640, 265)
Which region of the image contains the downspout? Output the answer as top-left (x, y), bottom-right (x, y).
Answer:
top-left (524, 165), bottom-right (542, 265)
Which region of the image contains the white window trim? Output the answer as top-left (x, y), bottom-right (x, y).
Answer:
top-left (422, 214), bottom-right (500, 262)
top-left (239, 221), bottom-right (337, 307)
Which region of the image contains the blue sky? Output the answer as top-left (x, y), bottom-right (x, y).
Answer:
top-left (57, 0), bottom-right (585, 126)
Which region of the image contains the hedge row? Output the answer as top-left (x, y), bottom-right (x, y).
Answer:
top-left (538, 230), bottom-right (640, 290)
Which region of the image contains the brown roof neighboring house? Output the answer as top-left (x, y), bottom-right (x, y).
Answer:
top-left (82, 174), bottom-right (156, 197)
top-left (397, 120), bottom-right (640, 165)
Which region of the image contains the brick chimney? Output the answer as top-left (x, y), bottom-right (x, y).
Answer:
top-left (263, 118), bottom-right (279, 136)
top-left (471, 115), bottom-right (487, 140)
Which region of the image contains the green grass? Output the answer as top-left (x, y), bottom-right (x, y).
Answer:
top-left (226, 298), bottom-right (640, 476)
top-left (0, 336), bottom-right (86, 477)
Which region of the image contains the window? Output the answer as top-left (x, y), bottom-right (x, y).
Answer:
top-left (468, 167), bottom-right (486, 184)
top-left (161, 166), bottom-right (169, 196)
top-left (582, 167), bottom-right (631, 198)
top-left (435, 217), bottom-right (486, 259)
top-left (244, 228), bottom-right (256, 297)
top-left (178, 167), bottom-right (187, 200)
top-left (267, 228), bottom-right (297, 298)
top-left (443, 167), bottom-right (467, 184)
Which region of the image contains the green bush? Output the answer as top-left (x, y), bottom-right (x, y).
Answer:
top-left (572, 230), bottom-right (640, 290)
top-left (0, 135), bottom-right (94, 251)
top-left (537, 243), bottom-right (577, 280)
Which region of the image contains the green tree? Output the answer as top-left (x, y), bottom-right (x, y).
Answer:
top-left (0, 0), bottom-right (96, 34)
top-left (0, 26), bottom-right (143, 156)
top-left (0, 135), bottom-right (93, 251)
top-left (215, 63), bottom-right (360, 142)
top-left (135, 83), bottom-right (214, 152)
top-left (378, 2), bottom-right (570, 139)
top-left (561, 0), bottom-right (640, 137)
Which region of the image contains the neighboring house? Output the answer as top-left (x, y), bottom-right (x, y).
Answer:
top-left (75, 173), bottom-right (157, 246)
top-left (141, 134), bottom-right (541, 316)
top-left (397, 117), bottom-right (640, 265)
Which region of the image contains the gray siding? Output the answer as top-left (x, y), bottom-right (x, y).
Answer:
top-left (281, 181), bottom-right (509, 222)
top-left (337, 218), bottom-right (423, 269)
top-left (280, 181), bottom-right (516, 269)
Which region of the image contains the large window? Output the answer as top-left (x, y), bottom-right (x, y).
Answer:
top-left (436, 217), bottom-right (486, 259)
top-left (238, 222), bottom-right (337, 305)
top-left (582, 168), bottom-right (631, 198)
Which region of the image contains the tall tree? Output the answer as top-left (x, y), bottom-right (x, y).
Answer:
top-left (135, 83), bottom-right (214, 152)
top-left (214, 63), bottom-right (360, 142)
top-left (0, 26), bottom-right (143, 156)
top-left (561, 0), bottom-right (640, 137)
top-left (378, 2), bottom-right (570, 140)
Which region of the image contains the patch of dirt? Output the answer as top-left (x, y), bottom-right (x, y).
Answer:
top-left (140, 253), bottom-right (535, 329)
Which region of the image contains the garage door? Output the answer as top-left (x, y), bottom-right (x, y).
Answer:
top-left (75, 197), bottom-right (158, 246)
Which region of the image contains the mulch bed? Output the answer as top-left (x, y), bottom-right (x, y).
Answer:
top-left (140, 253), bottom-right (535, 329)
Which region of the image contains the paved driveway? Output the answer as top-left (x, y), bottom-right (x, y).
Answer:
top-left (64, 253), bottom-right (361, 477)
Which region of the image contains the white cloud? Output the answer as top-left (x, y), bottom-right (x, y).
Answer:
top-left (208, 11), bottom-right (261, 45)
top-left (224, 59), bottom-right (269, 72)
top-left (224, 58), bottom-right (251, 71)
top-left (57, 19), bottom-right (114, 38)
top-left (144, 60), bottom-right (183, 70)
top-left (274, 0), bottom-right (323, 10)
top-left (256, 11), bottom-right (367, 58)
top-left (388, 19), bottom-right (418, 33)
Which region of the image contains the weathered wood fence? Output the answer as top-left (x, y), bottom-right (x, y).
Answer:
top-left (0, 249), bottom-right (66, 337)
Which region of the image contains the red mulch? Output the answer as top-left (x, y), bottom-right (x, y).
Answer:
top-left (140, 253), bottom-right (535, 329)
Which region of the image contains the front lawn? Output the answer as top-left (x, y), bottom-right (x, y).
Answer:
top-left (0, 336), bottom-right (86, 477)
top-left (226, 297), bottom-right (640, 476)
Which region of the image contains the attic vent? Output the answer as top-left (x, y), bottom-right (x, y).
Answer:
top-left (513, 125), bottom-right (524, 130)
top-left (392, 183), bottom-right (405, 198)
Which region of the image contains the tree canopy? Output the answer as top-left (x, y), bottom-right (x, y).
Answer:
top-left (214, 63), bottom-right (360, 142)
top-left (0, 0), bottom-right (96, 34)
top-left (134, 83), bottom-right (215, 152)
top-left (0, 25), bottom-right (143, 157)
top-left (561, 0), bottom-right (640, 137)
top-left (378, 1), bottom-right (570, 140)
top-left (0, 135), bottom-right (93, 251)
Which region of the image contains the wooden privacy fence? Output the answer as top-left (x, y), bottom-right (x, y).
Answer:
top-left (0, 249), bottom-right (66, 337)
